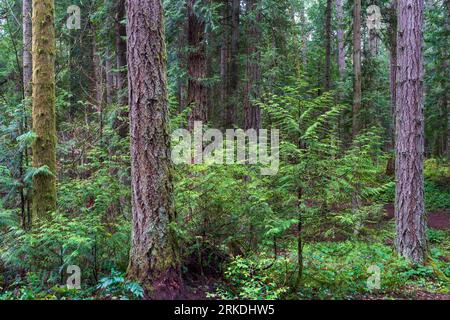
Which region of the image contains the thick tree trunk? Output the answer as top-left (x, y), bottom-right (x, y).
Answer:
top-left (126, 0), bottom-right (182, 299)
top-left (23, 0), bottom-right (32, 97)
top-left (31, 0), bottom-right (57, 220)
top-left (324, 0), bottom-right (332, 91)
top-left (352, 0), bottom-right (362, 137)
top-left (244, 0), bottom-right (261, 130)
top-left (395, 0), bottom-right (427, 264)
top-left (336, 0), bottom-right (345, 78)
top-left (187, 0), bottom-right (208, 130)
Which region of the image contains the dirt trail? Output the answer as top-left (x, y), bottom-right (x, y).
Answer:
top-left (383, 204), bottom-right (450, 230)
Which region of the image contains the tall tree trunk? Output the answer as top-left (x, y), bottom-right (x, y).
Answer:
top-left (31, 0), bottom-right (57, 220)
top-left (113, 0), bottom-right (129, 137)
top-left (336, 0), bottom-right (345, 78)
top-left (187, 0), bottom-right (208, 130)
top-left (220, 0), bottom-right (230, 108)
top-left (177, 17), bottom-right (188, 113)
top-left (244, 0), bottom-right (261, 130)
top-left (386, 0), bottom-right (397, 176)
top-left (93, 37), bottom-right (105, 140)
top-left (300, 2), bottom-right (307, 66)
top-left (324, 0), bottom-right (332, 91)
top-left (443, 0), bottom-right (449, 156)
top-left (23, 0), bottom-right (32, 97)
top-left (22, 0), bottom-right (32, 227)
top-left (225, 0), bottom-right (240, 127)
top-left (126, 0), bottom-right (182, 299)
top-left (105, 48), bottom-right (115, 105)
top-left (116, 0), bottom-right (127, 106)
top-left (352, 0), bottom-right (362, 137)
top-left (369, 29), bottom-right (379, 57)
top-left (395, 0), bottom-right (427, 264)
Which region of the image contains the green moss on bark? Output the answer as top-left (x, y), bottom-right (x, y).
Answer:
top-left (31, 0), bottom-right (57, 220)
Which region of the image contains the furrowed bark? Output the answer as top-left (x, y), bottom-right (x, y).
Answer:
top-left (126, 0), bottom-right (182, 299)
top-left (395, 0), bottom-right (427, 264)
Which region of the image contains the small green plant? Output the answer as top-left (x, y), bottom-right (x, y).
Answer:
top-left (97, 270), bottom-right (144, 300)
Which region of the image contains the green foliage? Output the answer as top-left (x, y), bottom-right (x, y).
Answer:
top-left (97, 270), bottom-right (144, 300)
top-left (210, 255), bottom-right (290, 300)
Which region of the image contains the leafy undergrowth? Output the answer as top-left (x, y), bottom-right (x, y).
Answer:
top-left (0, 222), bottom-right (448, 300)
top-left (0, 269), bottom-right (144, 300)
top-left (211, 224), bottom-right (449, 300)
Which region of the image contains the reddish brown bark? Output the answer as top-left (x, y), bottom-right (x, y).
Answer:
top-left (126, 0), bottom-right (182, 299)
top-left (395, 0), bottom-right (427, 264)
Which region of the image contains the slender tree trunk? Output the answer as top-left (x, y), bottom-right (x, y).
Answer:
top-left (116, 0), bottom-right (127, 106)
top-left (369, 29), bottom-right (379, 57)
top-left (105, 48), bottom-right (115, 105)
top-left (352, 0), bottom-right (362, 137)
top-left (440, 0), bottom-right (449, 156)
top-left (177, 17), bottom-right (188, 113)
top-left (395, 0), bottom-right (427, 264)
top-left (220, 0), bottom-right (230, 108)
top-left (225, 0), bottom-right (240, 127)
top-left (31, 0), bottom-right (57, 220)
top-left (386, 0), bottom-right (397, 176)
top-left (93, 37), bottom-right (105, 140)
top-left (300, 2), bottom-right (307, 66)
top-left (244, 0), bottom-right (261, 130)
top-left (187, 0), bottom-right (208, 130)
top-left (22, 0), bottom-right (32, 227)
top-left (336, 0), bottom-right (345, 78)
top-left (113, 0), bottom-right (129, 137)
top-left (324, 0), bottom-right (332, 91)
top-left (126, 0), bottom-right (182, 299)
top-left (23, 0), bottom-right (32, 97)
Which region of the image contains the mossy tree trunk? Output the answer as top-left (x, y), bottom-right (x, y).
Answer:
top-left (126, 0), bottom-right (182, 299)
top-left (31, 0), bottom-right (57, 220)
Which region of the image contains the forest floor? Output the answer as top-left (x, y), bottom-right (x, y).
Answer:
top-left (185, 204), bottom-right (450, 301)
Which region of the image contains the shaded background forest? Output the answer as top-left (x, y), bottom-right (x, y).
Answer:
top-left (0, 0), bottom-right (448, 300)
